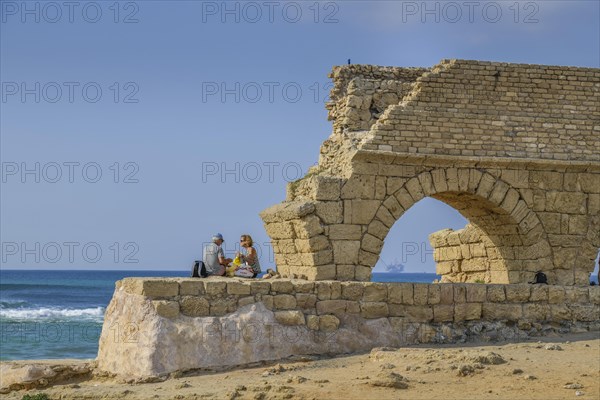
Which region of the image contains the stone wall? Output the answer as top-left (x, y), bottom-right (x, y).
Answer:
top-left (429, 224), bottom-right (508, 283)
top-left (325, 65), bottom-right (428, 135)
top-left (96, 277), bottom-right (600, 378)
top-left (363, 59), bottom-right (599, 161)
top-left (261, 59), bottom-right (600, 284)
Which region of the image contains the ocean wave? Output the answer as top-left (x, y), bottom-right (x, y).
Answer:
top-left (0, 306), bottom-right (105, 322)
top-left (0, 300), bottom-right (31, 309)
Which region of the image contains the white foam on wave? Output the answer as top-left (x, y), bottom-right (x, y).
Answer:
top-left (0, 306), bottom-right (105, 322)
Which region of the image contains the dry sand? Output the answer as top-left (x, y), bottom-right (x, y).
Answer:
top-left (4, 332), bottom-right (600, 400)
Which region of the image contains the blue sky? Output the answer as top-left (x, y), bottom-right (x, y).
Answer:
top-left (1, 0), bottom-right (599, 273)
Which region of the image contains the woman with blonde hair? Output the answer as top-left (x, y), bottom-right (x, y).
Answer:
top-left (234, 234), bottom-right (261, 278)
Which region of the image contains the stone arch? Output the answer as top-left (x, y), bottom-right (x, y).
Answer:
top-left (260, 60), bottom-right (599, 285)
top-left (359, 168), bottom-right (551, 284)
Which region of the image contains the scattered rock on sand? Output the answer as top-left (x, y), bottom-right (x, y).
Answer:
top-left (524, 375), bottom-right (537, 380)
top-left (468, 351), bottom-right (506, 365)
top-left (545, 344), bottom-right (563, 351)
top-left (286, 375), bottom-right (307, 384)
top-left (264, 364), bottom-right (286, 375)
top-left (369, 372), bottom-right (409, 389)
top-left (564, 383), bottom-right (584, 389)
top-left (512, 368), bottom-right (524, 375)
top-left (457, 364), bottom-right (475, 376)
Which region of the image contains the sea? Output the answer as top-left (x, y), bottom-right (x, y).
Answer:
top-left (0, 269), bottom-right (439, 361)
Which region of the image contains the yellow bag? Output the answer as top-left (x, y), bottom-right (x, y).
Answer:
top-left (226, 255), bottom-right (242, 277)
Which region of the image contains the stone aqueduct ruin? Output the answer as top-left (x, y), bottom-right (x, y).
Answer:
top-left (261, 59), bottom-right (600, 286)
top-left (93, 60), bottom-right (599, 379)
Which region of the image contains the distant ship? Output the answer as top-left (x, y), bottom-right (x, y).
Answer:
top-left (384, 259), bottom-right (405, 273)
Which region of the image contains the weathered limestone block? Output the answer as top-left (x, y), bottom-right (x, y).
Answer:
top-left (306, 314), bottom-right (319, 330)
top-left (179, 280), bottom-right (205, 296)
top-left (139, 280), bottom-right (179, 297)
top-left (319, 315), bottom-right (341, 331)
top-left (295, 235), bottom-right (330, 252)
top-left (274, 310), bottom-right (305, 326)
top-left (361, 234), bottom-right (384, 254)
top-left (250, 281), bottom-right (271, 295)
top-left (179, 296), bottom-right (209, 317)
top-left (294, 215), bottom-right (324, 239)
top-left (530, 286), bottom-right (549, 302)
top-left (550, 304), bottom-right (572, 321)
top-left (360, 302), bottom-right (389, 318)
top-left (273, 294), bottom-right (297, 310)
top-left (522, 303), bottom-right (549, 321)
top-left (314, 201), bottom-right (343, 224)
top-left (465, 284), bottom-right (486, 302)
top-left (316, 300), bottom-right (347, 315)
top-left (454, 303), bottom-right (482, 321)
top-left (271, 280), bottom-right (294, 294)
top-left (403, 305), bottom-right (433, 322)
top-left (363, 283), bottom-right (388, 302)
top-left (548, 286), bottom-right (565, 304)
top-left (205, 281), bottom-right (227, 297)
top-left (313, 176), bottom-right (343, 201)
top-left (482, 303), bottom-right (522, 320)
top-left (332, 240), bottom-right (361, 264)
top-left (261, 295), bottom-right (274, 310)
top-left (453, 285), bottom-right (467, 303)
top-left (427, 285), bottom-right (441, 305)
top-left (344, 199), bottom-right (381, 224)
top-left (210, 298), bottom-right (237, 316)
top-left (153, 300), bottom-right (179, 319)
top-left (260, 201), bottom-right (315, 222)
top-left (315, 281), bottom-right (341, 300)
top-left (342, 282), bottom-right (365, 300)
top-left (413, 284), bottom-right (429, 305)
top-left (563, 287), bottom-right (586, 303)
top-left (570, 305), bottom-right (599, 322)
top-left (227, 281), bottom-right (251, 296)
top-left (294, 281), bottom-right (315, 293)
top-left (505, 285), bottom-right (530, 302)
top-left (295, 293), bottom-right (317, 309)
top-left (264, 221), bottom-right (296, 240)
top-left (273, 239), bottom-right (297, 254)
top-left (238, 296), bottom-right (256, 308)
top-left (336, 265), bottom-right (355, 280)
top-left (328, 224), bottom-right (362, 240)
top-left (546, 192), bottom-right (587, 214)
top-left (433, 305), bottom-right (454, 322)
top-left (439, 285), bottom-right (454, 304)
top-left (341, 175), bottom-right (376, 199)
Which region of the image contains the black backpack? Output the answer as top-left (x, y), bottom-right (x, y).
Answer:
top-left (191, 260), bottom-right (208, 278)
top-left (529, 271), bottom-right (548, 285)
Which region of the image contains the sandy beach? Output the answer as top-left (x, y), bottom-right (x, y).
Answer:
top-left (3, 332), bottom-right (599, 400)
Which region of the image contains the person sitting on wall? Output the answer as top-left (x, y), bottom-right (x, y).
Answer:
top-left (233, 234), bottom-right (261, 278)
top-left (203, 233), bottom-right (232, 276)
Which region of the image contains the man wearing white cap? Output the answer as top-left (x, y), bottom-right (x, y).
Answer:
top-left (202, 233), bottom-right (231, 276)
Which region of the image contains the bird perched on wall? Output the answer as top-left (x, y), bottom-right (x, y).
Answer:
top-left (348, 59), bottom-right (351, 65)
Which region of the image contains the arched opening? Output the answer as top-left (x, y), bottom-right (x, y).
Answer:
top-left (373, 197), bottom-right (466, 282)
top-left (362, 169), bottom-right (552, 284)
